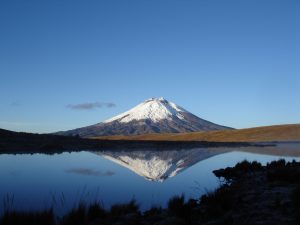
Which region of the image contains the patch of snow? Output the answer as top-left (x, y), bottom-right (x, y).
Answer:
top-left (104, 97), bottom-right (188, 123)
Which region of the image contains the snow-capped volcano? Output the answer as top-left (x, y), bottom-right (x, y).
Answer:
top-left (58, 97), bottom-right (231, 137)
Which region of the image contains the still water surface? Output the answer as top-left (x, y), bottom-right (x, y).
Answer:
top-left (0, 143), bottom-right (299, 215)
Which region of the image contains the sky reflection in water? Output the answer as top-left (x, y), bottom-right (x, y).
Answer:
top-left (0, 143), bottom-right (299, 215)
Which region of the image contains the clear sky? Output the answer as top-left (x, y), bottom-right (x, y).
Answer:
top-left (0, 0), bottom-right (299, 133)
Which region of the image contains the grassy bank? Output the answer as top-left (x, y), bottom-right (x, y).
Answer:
top-left (1, 159), bottom-right (300, 225)
top-left (93, 124), bottom-right (300, 142)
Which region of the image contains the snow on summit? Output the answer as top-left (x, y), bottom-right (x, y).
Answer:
top-left (104, 97), bottom-right (186, 123)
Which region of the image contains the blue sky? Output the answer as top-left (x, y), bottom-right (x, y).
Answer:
top-left (0, 0), bottom-right (299, 133)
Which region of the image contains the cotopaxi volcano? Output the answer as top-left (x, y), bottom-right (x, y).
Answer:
top-left (57, 97), bottom-right (231, 137)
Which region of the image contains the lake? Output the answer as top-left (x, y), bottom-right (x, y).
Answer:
top-left (0, 143), bottom-right (299, 215)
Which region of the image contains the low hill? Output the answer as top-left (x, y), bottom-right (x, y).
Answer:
top-left (92, 124), bottom-right (300, 142)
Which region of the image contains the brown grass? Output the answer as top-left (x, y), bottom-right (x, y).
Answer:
top-left (91, 124), bottom-right (300, 142)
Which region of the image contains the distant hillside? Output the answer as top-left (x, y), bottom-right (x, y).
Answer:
top-left (0, 128), bottom-right (253, 154)
top-left (92, 124), bottom-right (300, 142)
top-left (0, 128), bottom-right (95, 153)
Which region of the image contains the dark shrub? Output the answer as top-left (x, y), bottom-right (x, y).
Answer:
top-left (265, 159), bottom-right (300, 183)
top-left (235, 160), bottom-right (262, 173)
top-left (213, 160), bottom-right (262, 181)
top-left (167, 195), bottom-right (197, 224)
top-left (0, 209), bottom-right (54, 225)
top-left (268, 168), bottom-right (299, 183)
top-left (168, 195), bottom-right (185, 216)
top-left (60, 203), bottom-right (87, 225)
top-left (292, 184), bottom-right (300, 223)
top-left (144, 206), bottom-right (162, 217)
top-left (200, 185), bottom-right (234, 219)
top-left (292, 184), bottom-right (300, 208)
top-left (110, 200), bottom-right (140, 218)
top-left (87, 202), bottom-right (106, 220)
top-left (267, 159), bottom-right (286, 169)
top-left (251, 161), bottom-right (263, 171)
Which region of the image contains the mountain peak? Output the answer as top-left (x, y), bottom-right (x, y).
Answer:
top-left (146, 97), bottom-right (167, 102)
top-left (104, 97), bottom-right (184, 123)
top-left (143, 97), bottom-right (169, 105)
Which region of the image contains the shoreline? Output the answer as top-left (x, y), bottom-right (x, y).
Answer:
top-left (0, 129), bottom-right (268, 154)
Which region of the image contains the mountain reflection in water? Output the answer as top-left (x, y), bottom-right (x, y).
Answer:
top-left (95, 142), bottom-right (300, 182)
top-left (95, 148), bottom-right (229, 181)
